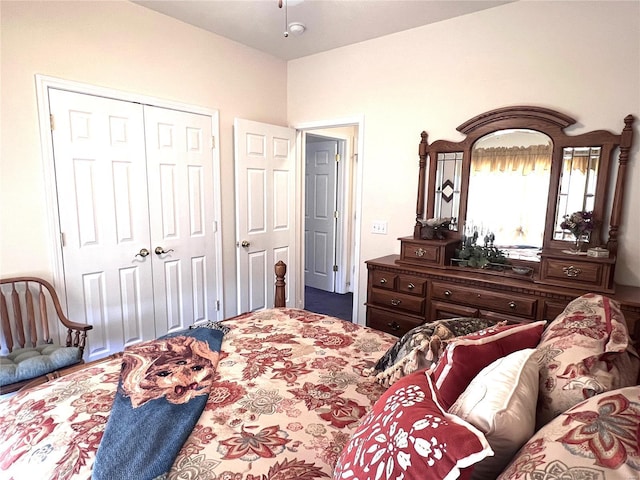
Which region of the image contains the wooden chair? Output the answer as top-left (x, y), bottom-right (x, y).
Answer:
top-left (0, 277), bottom-right (92, 394)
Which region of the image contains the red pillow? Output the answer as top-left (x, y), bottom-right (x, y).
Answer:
top-left (431, 321), bottom-right (546, 409)
top-left (333, 370), bottom-right (493, 480)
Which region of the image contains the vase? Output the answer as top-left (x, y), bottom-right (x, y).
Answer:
top-left (570, 237), bottom-right (584, 254)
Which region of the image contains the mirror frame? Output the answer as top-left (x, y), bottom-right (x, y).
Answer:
top-left (415, 106), bottom-right (634, 257)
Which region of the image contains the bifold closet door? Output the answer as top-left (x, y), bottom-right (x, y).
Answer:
top-left (143, 106), bottom-right (218, 337)
top-left (50, 89), bottom-right (155, 360)
top-left (50, 90), bottom-right (220, 360)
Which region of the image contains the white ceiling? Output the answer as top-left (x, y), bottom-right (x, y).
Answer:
top-left (132, 0), bottom-right (512, 61)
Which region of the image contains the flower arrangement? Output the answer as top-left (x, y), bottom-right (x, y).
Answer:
top-left (560, 210), bottom-right (595, 238)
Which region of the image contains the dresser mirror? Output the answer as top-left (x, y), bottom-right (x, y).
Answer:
top-left (415, 106), bottom-right (634, 263)
top-left (466, 129), bottom-right (552, 257)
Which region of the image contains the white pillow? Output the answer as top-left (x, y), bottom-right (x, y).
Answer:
top-left (448, 348), bottom-right (539, 480)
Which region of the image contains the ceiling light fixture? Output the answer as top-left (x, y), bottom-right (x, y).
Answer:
top-left (287, 22), bottom-right (306, 36)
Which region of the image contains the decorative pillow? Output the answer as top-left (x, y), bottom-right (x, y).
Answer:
top-left (449, 348), bottom-right (540, 480)
top-left (334, 370), bottom-right (493, 480)
top-left (373, 317), bottom-right (499, 387)
top-left (431, 321), bottom-right (546, 409)
top-left (536, 293), bottom-right (640, 429)
top-left (498, 385), bottom-right (640, 480)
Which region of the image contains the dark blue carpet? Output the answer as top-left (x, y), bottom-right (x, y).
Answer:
top-left (304, 286), bottom-right (353, 322)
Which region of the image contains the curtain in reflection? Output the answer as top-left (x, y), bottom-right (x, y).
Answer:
top-left (472, 145), bottom-right (552, 174)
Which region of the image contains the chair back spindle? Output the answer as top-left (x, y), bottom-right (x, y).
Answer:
top-left (25, 283), bottom-right (39, 347)
top-left (39, 285), bottom-right (51, 341)
top-left (11, 284), bottom-right (27, 348)
top-left (0, 290), bottom-right (14, 352)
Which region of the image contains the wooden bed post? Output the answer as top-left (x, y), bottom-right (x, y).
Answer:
top-left (274, 261), bottom-right (286, 308)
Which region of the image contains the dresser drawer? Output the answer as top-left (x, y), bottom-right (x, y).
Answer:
top-left (397, 274), bottom-right (427, 296)
top-left (540, 258), bottom-right (611, 291)
top-left (366, 308), bottom-right (422, 337)
top-left (369, 289), bottom-right (425, 315)
top-left (370, 269), bottom-right (397, 290)
top-left (400, 241), bottom-right (440, 264)
top-left (429, 300), bottom-right (478, 321)
top-left (431, 282), bottom-right (536, 318)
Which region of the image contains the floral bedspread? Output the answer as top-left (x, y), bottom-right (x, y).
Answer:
top-left (0, 308), bottom-right (395, 480)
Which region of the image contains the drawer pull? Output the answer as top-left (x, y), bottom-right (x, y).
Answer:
top-left (444, 290), bottom-right (452, 297)
top-left (386, 321), bottom-right (401, 331)
top-left (415, 248), bottom-right (426, 257)
top-left (407, 283), bottom-right (415, 290)
top-left (379, 278), bottom-right (388, 285)
top-left (390, 299), bottom-right (402, 306)
top-left (563, 265), bottom-right (582, 278)
top-left (508, 301), bottom-right (517, 309)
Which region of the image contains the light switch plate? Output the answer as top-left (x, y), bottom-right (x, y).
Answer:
top-left (372, 221), bottom-right (387, 234)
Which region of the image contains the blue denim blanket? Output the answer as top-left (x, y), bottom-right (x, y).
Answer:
top-left (93, 322), bottom-right (228, 480)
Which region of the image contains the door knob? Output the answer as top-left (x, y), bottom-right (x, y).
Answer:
top-left (241, 240), bottom-right (250, 248)
top-left (135, 248), bottom-right (150, 258)
top-left (155, 246), bottom-right (174, 255)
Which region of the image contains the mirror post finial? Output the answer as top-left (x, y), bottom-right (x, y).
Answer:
top-left (415, 131), bottom-right (429, 238)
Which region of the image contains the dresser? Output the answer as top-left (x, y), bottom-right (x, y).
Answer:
top-left (366, 106), bottom-right (638, 346)
top-left (365, 254), bottom-right (640, 343)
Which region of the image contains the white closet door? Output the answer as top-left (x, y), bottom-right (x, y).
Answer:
top-left (49, 89), bottom-right (155, 360)
top-left (144, 106), bottom-right (218, 336)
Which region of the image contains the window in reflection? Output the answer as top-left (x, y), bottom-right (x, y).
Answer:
top-left (466, 130), bottom-right (552, 259)
top-left (554, 147), bottom-right (600, 240)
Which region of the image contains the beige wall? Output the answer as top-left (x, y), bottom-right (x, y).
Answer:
top-left (288, 0), bottom-right (640, 322)
top-left (0, 0), bottom-right (287, 316)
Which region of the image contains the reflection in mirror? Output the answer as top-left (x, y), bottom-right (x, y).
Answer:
top-left (553, 147), bottom-right (600, 240)
top-left (433, 152), bottom-right (463, 231)
top-left (466, 129), bottom-right (552, 260)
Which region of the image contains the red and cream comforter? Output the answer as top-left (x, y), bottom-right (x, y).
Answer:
top-left (0, 308), bottom-right (395, 480)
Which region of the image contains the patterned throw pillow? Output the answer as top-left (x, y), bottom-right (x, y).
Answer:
top-left (536, 293), bottom-right (640, 429)
top-left (334, 370), bottom-right (493, 480)
top-left (498, 385), bottom-right (640, 480)
top-left (431, 321), bottom-right (547, 410)
top-left (373, 317), bottom-right (499, 387)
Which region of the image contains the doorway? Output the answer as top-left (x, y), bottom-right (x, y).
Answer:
top-left (300, 125), bottom-right (359, 322)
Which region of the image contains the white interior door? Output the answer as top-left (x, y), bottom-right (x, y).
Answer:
top-left (144, 106), bottom-right (219, 336)
top-left (234, 118), bottom-right (296, 312)
top-left (305, 138), bottom-right (338, 292)
top-left (50, 89), bottom-right (155, 361)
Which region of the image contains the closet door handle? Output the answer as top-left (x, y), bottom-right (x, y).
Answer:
top-left (155, 246), bottom-right (174, 255)
top-left (135, 248), bottom-right (150, 258)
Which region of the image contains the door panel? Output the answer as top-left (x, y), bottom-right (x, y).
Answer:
top-left (49, 89), bottom-right (154, 360)
top-left (144, 106), bottom-right (218, 336)
top-left (234, 118), bottom-right (296, 313)
top-left (305, 139), bottom-right (337, 291)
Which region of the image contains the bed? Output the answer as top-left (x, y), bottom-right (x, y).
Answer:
top-left (1, 264), bottom-right (639, 480)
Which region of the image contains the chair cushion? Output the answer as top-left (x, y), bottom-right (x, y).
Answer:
top-left (0, 345), bottom-right (82, 386)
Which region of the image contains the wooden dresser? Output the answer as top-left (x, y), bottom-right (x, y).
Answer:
top-left (365, 254), bottom-right (640, 343)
